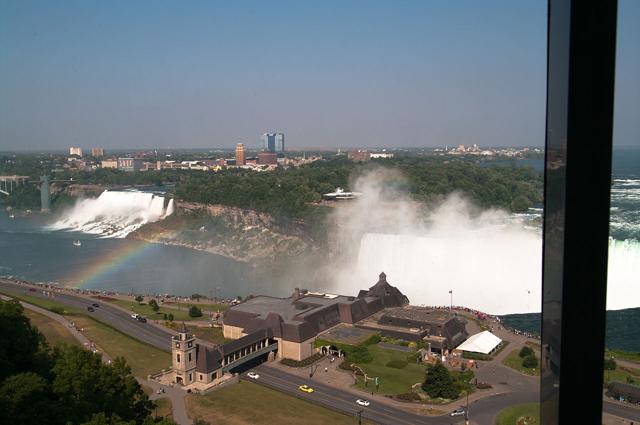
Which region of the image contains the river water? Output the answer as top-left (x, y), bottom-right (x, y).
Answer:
top-left (1, 148), bottom-right (638, 314)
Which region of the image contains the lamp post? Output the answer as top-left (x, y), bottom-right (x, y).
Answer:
top-left (465, 389), bottom-right (469, 425)
top-left (449, 290), bottom-right (453, 312)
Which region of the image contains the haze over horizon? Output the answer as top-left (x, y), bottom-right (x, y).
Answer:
top-left (1, 1), bottom-right (638, 150)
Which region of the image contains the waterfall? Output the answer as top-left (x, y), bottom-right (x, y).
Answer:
top-left (50, 190), bottom-right (175, 238)
top-left (353, 233), bottom-right (639, 315)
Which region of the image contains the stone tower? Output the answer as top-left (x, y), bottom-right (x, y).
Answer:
top-left (172, 323), bottom-right (197, 385)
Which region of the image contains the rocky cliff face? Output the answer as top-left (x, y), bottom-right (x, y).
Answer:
top-left (128, 201), bottom-right (317, 264)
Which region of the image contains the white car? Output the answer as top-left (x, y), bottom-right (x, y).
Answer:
top-left (131, 313), bottom-right (139, 319)
top-left (356, 399), bottom-right (370, 407)
top-left (450, 408), bottom-right (466, 417)
top-left (247, 371), bottom-right (260, 379)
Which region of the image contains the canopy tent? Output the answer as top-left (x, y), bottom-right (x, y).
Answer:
top-left (455, 330), bottom-right (502, 354)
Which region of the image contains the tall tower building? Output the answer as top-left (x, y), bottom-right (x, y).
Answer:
top-left (69, 147), bottom-right (83, 157)
top-left (261, 133), bottom-right (285, 153)
top-left (235, 143), bottom-right (246, 166)
top-left (91, 147), bottom-right (104, 157)
top-left (172, 323), bottom-right (197, 386)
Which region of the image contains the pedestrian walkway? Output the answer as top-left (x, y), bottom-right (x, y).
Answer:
top-left (142, 379), bottom-right (191, 425)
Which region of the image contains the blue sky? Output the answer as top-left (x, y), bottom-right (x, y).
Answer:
top-left (0, 1), bottom-right (637, 150)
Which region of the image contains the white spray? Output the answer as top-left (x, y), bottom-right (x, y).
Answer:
top-left (51, 190), bottom-right (175, 238)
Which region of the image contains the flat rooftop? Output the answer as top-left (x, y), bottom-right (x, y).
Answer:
top-left (317, 323), bottom-right (378, 345)
top-left (230, 293), bottom-right (359, 324)
top-left (380, 306), bottom-right (455, 324)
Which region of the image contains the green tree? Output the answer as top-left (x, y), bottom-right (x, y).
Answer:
top-left (0, 372), bottom-right (54, 425)
top-left (0, 299), bottom-right (48, 381)
top-left (51, 347), bottom-right (152, 424)
top-left (422, 362), bottom-right (460, 399)
top-left (519, 346), bottom-right (534, 358)
top-left (167, 313), bottom-right (174, 322)
top-left (188, 306), bottom-right (202, 318)
top-left (148, 299), bottom-right (159, 313)
top-left (522, 354), bottom-right (538, 369)
top-left (134, 296), bottom-right (144, 305)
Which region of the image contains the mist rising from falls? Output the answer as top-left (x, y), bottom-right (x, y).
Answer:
top-left (328, 169), bottom-right (639, 315)
top-left (51, 190), bottom-right (174, 238)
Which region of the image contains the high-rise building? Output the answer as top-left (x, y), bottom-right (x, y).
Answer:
top-left (91, 147), bottom-right (104, 157)
top-left (235, 143), bottom-right (246, 166)
top-left (261, 133), bottom-right (285, 153)
top-left (69, 147), bottom-right (83, 157)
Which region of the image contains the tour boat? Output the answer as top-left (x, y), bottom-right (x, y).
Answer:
top-left (73, 240), bottom-right (82, 247)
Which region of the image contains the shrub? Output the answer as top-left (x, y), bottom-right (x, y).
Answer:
top-left (348, 345), bottom-right (373, 364)
top-left (386, 359), bottom-right (408, 369)
top-left (423, 362), bottom-right (460, 399)
top-left (188, 306), bottom-right (203, 317)
top-left (522, 354), bottom-right (538, 369)
top-left (519, 346), bottom-right (534, 358)
top-left (280, 353), bottom-right (324, 367)
top-left (603, 358), bottom-right (617, 371)
top-left (134, 295), bottom-right (143, 304)
top-left (394, 392), bottom-right (421, 402)
top-left (362, 334), bottom-right (381, 346)
top-left (167, 313), bottom-right (174, 322)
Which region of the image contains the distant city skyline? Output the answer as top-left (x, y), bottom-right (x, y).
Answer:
top-left (1, 1), bottom-right (638, 150)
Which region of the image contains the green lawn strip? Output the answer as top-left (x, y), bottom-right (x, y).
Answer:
top-left (502, 349), bottom-right (540, 376)
top-left (495, 403), bottom-right (540, 425)
top-left (24, 309), bottom-right (83, 348)
top-left (0, 291), bottom-right (84, 315)
top-left (604, 366), bottom-right (640, 387)
top-left (70, 314), bottom-right (171, 377)
top-left (185, 380), bottom-right (373, 425)
top-left (104, 299), bottom-right (196, 321)
top-left (605, 349), bottom-right (640, 363)
top-left (164, 322), bottom-right (230, 345)
top-left (353, 346), bottom-right (425, 395)
top-left (171, 301), bottom-right (229, 312)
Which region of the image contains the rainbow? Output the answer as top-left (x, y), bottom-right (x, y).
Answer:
top-left (63, 229), bottom-right (181, 289)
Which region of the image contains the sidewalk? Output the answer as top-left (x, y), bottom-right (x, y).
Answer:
top-left (142, 379), bottom-right (191, 425)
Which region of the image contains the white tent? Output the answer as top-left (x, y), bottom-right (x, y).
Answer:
top-left (455, 330), bottom-right (502, 354)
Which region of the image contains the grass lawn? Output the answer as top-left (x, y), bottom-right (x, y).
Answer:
top-left (185, 380), bottom-right (373, 425)
top-left (495, 403), bottom-right (540, 425)
top-left (171, 301), bottom-right (228, 312)
top-left (105, 299), bottom-right (197, 321)
top-left (605, 349), bottom-right (640, 363)
top-left (184, 324), bottom-right (229, 345)
top-left (354, 346), bottom-right (425, 395)
top-left (502, 349), bottom-right (540, 376)
top-left (604, 366), bottom-right (640, 386)
top-left (24, 309), bottom-right (82, 348)
top-left (69, 314), bottom-right (171, 377)
top-left (0, 291), bottom-right (83, 315)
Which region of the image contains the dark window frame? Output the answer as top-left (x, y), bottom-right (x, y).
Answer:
top-left (542, 0), bottom-right (617, 423)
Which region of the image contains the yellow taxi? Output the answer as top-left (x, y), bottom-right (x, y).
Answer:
top-left (298, 384), bottom-right (314, 393)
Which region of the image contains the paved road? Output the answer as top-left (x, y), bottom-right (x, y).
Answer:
top-left (0, 279), bottom-right (173, 353)
top-left (249, 364), bottom-right (541, 425)
top-left (3, 279), bottom-right (638, 424)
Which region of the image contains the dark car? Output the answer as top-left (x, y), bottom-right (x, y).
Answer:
top-left (92, 303), bottom-right (99, 307)
top-left (136, 316), bottom-right (147, 323)
top-left (87, 306), bottom-right (95, 312)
